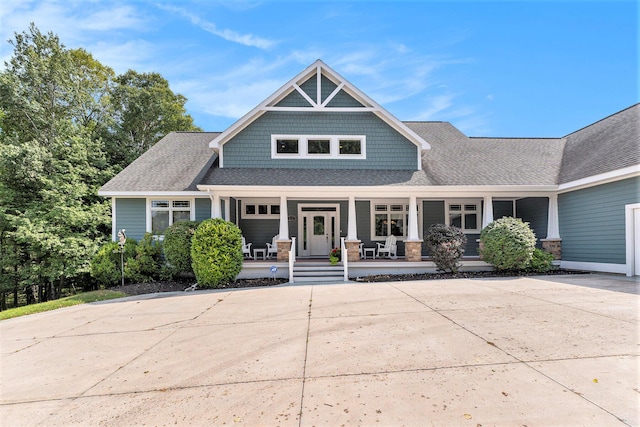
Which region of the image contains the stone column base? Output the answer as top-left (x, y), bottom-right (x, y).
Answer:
top-left (477, 239), bottom-right (484, 260)
top-left (404, 240), bottom-right (423, 262)
top-left (540, 238), bottom-right (562, 260)
top-left (345, 240), bottom-right (361, 262)
top-left (276, 239), bottom-right (292, 262)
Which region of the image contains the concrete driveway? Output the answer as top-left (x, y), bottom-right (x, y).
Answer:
top-left (1, 274), bottom-right (638, 426)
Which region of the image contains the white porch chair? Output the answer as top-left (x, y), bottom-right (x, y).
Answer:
top-left (359, 243), bottom-right (364, 259)
top-left (376, 235), bottom-right (398, 259)
top-left (241, 237), bottom-right (252, 259)
top-left (266, 235), bottom-right (279, 259)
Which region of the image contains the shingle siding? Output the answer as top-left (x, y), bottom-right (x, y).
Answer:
top-left (222, 111), bottom-right (418, 170)
top-left (115, 198), bottom-right (146, 241)
top-left (559, 177), bottom-right (640, 264)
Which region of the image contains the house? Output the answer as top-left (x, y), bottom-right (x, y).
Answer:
top-left (98, 60), bottom-right (640, 279)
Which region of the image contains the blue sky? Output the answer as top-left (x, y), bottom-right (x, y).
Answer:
top-left (1, 1), bottom-right (637, 137)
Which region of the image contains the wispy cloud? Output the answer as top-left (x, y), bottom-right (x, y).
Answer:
top-left (156, 4), bottom-right (276, 50)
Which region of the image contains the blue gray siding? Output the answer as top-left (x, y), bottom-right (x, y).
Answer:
top-left (493, 200), bottom-right (515, 219)
top-left (223, 111), bottom-right (418, 170)
top-left (559, 177), bottom-right (640, 264)
top-left (516, 198), bottom-right (548, 247)
top-left (195, 198), bottom-right (211, 222)
top-left (115, 198), bottom-right (146, 241)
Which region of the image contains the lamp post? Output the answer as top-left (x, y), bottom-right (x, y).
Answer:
top-left (117, 229), bottom-right (126, 287)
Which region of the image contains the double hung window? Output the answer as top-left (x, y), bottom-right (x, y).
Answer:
top-left (372, 203), bottom-right (414, 240)
top-left (446, 201), bottom-right (480, 233)
top-left (150, 200), bottom-right (192, 234)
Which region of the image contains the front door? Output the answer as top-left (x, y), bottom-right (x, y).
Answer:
top-left (298, 205), bottom-right (340, 257)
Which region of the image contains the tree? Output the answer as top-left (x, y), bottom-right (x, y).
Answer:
top-left (108, 70), bottom-right (201, 166)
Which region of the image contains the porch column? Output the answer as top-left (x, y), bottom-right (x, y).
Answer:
top-left (541, 194), bottom-right (562, 260)
top-left (276, 196), bottom-right (291, 262)
top-left (345, 196), bottom-right (361, 262)
top-left (482, 195), bottom-right (494, 228)
top-left (405, 196), bottom-right (423, 262)
top-left (210, 191), bottom-right (221, 219)
top-left (223, 198), bottom-right (231, 221)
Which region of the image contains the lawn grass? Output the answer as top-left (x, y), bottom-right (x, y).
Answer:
top-left (0, 290), bottom-right (126, 321)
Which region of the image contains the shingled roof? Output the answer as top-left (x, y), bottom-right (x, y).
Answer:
top-left (559, 104), bottom-right (639, 184)
top-left (99, 132), bottom-right (219, 193)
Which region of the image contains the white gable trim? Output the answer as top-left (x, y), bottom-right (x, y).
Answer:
top-left (209, 60), bottom-right (431, 163)
top-left (558, 164), bottom-right (640, 193)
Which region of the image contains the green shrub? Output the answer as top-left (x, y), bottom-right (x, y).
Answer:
top-left (480, 217), bottom-right (537, 270)
top-left (124, 233), bottom-right (163, 283)
top-left (163, 220), bottom-right (199, 276)
top-left (425, 224), bottom-right (467, 273)
top-left (527, 248), bottom-right (554, 273)
top-left (90, 239), bottom-right (138, 287)
top-left (191, 218), bottom-right (243, 288)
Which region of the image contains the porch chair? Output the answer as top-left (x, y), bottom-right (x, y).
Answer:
top-left (241, 237), bottom-right (252, 259)
top-left (359, 243), bottom-right (364, 259)
top-left (376, 235), bottom-right (398, 259)
top-left (266, 235), bottom-right (279, 259)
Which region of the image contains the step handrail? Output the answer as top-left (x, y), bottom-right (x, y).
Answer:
top-left (288, 236), bottom-right (296, 283)
top-left (341, 237), bottom-right (348, 281)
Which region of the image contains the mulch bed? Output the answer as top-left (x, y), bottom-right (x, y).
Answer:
top-left (112, 269), bottom-right (589, 296)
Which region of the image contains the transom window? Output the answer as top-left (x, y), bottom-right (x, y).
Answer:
top-left (271, 135), bottom-right (366, 159)
top-left (242, 200), bottom-right (280, 219)
top-left (150, 200), bottom-right (193, 234)
top-left (446, 201), bottom-right (480, 233)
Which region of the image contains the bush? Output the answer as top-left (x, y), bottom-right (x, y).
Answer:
top-left (191, 219), bottom-right (243, 288)
top-left (124, 233), bottom-right (164, 283)
top-left (527, 248), bottom-right (554, 273)
top-left (480, 217), bottom-right (537, 270)
top-left (163, 220), bottom-right (199, 276)
top-left (425, 224), bottom-right (467, 273)
top-left (90, 239), bottom-right (138, 287)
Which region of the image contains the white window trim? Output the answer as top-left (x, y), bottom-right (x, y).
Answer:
top-left (370, 200), bottom-right (422, 242)
top-left (240, 198), bottom-right (281, 219)
top-left (271, 134), bottom-right (366, 159)
top-left (146, 198), bottom-right (195, 234)
top-left (445, 199), bottom-right (481, 233)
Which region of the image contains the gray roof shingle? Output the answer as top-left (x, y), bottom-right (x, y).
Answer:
top-left (559, 104), bottom-right (639, 184)
top-left (99, 132), bottom-right (219, 193)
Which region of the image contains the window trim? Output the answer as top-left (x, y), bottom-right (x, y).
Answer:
top-left (271, 135), bottom-right (366, 159)
top-left (445, 200), bottom-right (481, 233)
top-left (146, 198), bottom-right (195, 235)
top-left (240, 198), bottom-right (281, 219)
top-left (369, 200), bottom-right (422, 242)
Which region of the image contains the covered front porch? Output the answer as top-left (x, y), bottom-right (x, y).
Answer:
top-left (200, 185), bottom-right (562, 282)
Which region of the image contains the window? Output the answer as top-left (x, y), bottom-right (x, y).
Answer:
top-left (150, 200), bottom-right (192, 234)
top-left (446, 201), bottom-right (480, 233)
top-left (271, 135), bottom-right (366, 159)
top-left (242, 200), bottom-right (281, 219)
top-left (371, 202), bottom-right (420, 240)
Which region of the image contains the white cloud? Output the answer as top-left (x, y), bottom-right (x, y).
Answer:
top-left (156, 4), bottom-right (276, 50)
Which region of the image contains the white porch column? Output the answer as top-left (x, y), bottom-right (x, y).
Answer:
top-left (223, 197), bottom-right (231, 221)
top-left (210, 191), bottom-right (221, 219)
top-left (546, 194), bottom-right (560, 239)
top-left (278, 195), bottom-right (289, 240)
top-left (407, 196), bottom-right (420, 240)
top-left (482, 195), bottom-right (494, 228)
top-left (347, 196), bottom-right (358, 240)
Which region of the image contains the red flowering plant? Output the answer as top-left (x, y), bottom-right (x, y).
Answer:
top-left (329, 248), bottom-right (341, 264)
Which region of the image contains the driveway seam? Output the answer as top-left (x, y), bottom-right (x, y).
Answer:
top-left (298, 286), bottom-right (314, 427)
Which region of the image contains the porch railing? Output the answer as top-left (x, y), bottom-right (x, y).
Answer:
top-left (341, 237), bottom-right (348, 281)
top-left (288, 237), bottom-right (296, 283)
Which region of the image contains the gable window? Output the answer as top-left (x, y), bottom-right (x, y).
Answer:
top-left (371, 202), bottom-right (421, 241)
top-left (271, 135), bottom-right (366, 159)
top-left (446, 201), bottom-right (480, 233)
top-left (150, 200), bottom-right (193, 234)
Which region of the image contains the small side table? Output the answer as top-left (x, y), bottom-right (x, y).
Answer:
top-left (363, 248), bottom-right (376, 259)
top-left (253, 248), bottom-right (266, 260)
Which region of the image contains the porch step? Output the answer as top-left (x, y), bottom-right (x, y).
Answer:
top-left (292, 262), bottom-right (345, 283)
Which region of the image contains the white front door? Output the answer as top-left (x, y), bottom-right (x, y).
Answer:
top-left (298, 205), bottom-right (340, 257)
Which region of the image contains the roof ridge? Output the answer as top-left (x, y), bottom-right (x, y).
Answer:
top-left (563, 103), bottom-right (640, 138)
top-left (469, 136), bottom-right (564, 140)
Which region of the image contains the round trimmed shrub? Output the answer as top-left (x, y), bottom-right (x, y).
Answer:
top-left (163, 220), bottom-right (199, 276)
top-left (527, 248), bottom-right (554, 272)
top-left (191, 218), bottom-right (243, 288)
top-left (90, 239), bottom-right (138, 287)
top-left (425, 224), bottom-right (467, 273)
top-left (480, 217), bottom-right (537, 270)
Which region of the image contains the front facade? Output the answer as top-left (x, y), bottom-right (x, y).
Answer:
top-left (99, 60), bottom-right (640, 277)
